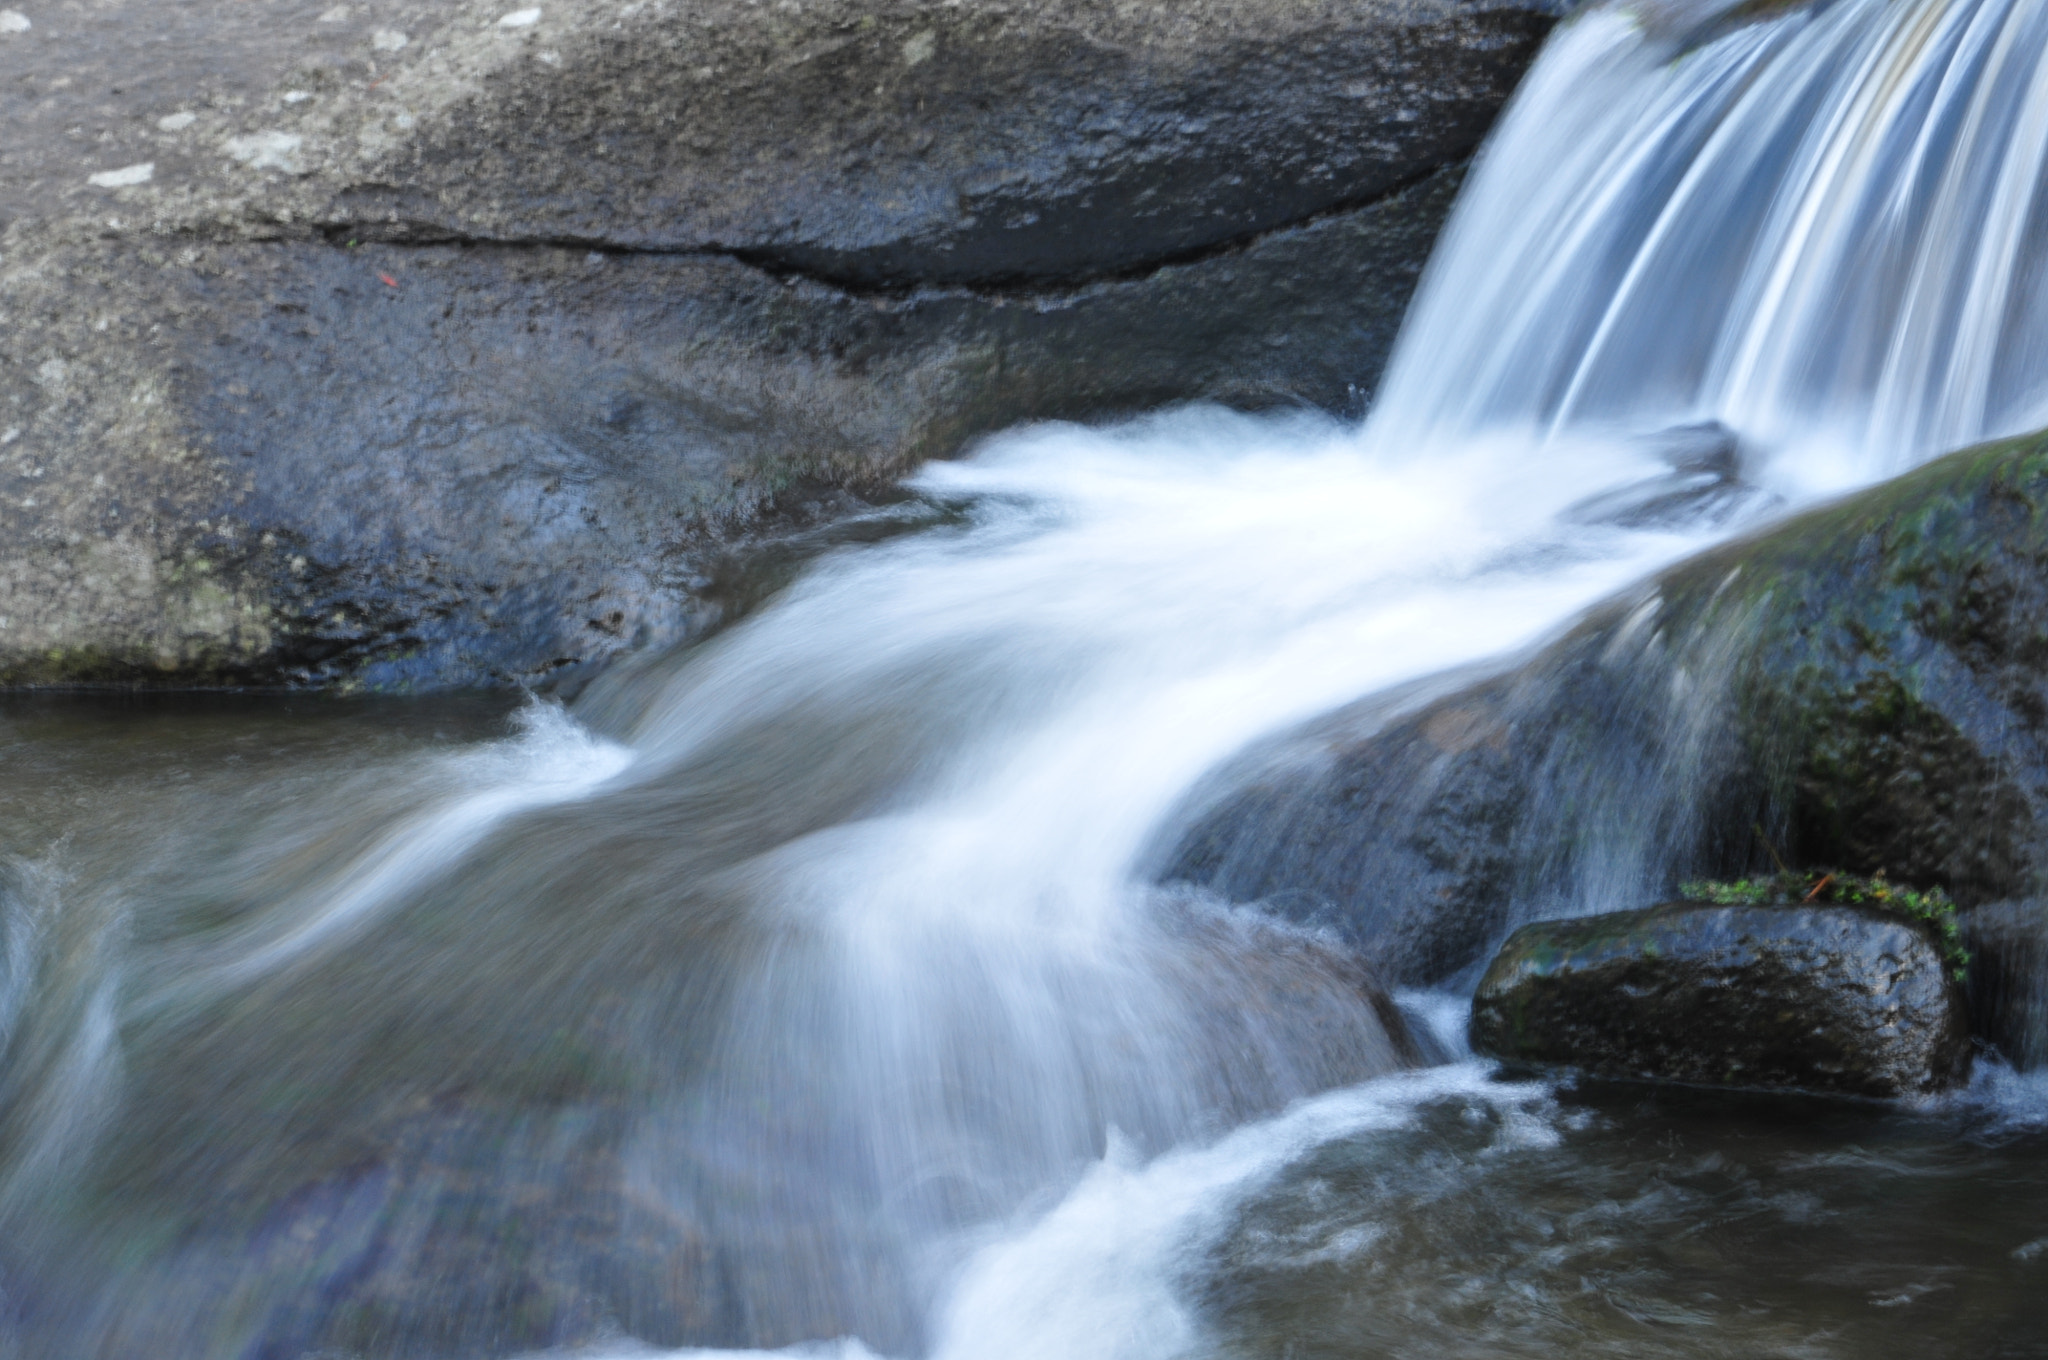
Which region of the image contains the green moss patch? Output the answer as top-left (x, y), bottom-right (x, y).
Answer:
top-left (1680, 871), bottom-right (1969, 980)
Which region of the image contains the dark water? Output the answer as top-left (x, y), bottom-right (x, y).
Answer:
top-left (1203, 1077), bottom-right (2048, 1360)
top-left (0, 692), bottom-right (521, 853)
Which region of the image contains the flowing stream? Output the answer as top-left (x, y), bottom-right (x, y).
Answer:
top-left (7, 1), bottom-right (2048, 1356)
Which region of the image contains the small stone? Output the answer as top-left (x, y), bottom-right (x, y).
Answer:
top-left (901, 30), bottom-right (935, 65)
top-left (317, 4), bottom-right (349, 19)
top-left (497, 8), bottom-right (541, 27)
top-left (282, 90), bottom-right (314, 104)
top-left (371, 28), bottom-right (407, 50)
top-left (157, 112), bottom-right (197, 131)
top-left (88, 163), bottom-right (154, 188)
top-left (0, 11), bottom-right (28, 34)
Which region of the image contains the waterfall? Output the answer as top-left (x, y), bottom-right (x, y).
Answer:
top-left (3, 1), bottom-right (2047, 1356)
top-left (1379, 0), bottom-right (2048, 471)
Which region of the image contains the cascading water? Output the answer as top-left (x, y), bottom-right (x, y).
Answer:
top-left (4, 0), bottom-right (2048, 1357)
top-left (1382, 0), bottom-right (2048, 467)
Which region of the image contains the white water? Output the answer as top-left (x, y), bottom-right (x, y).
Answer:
top-left (11, 0), bottom-right (2048, 1354)
top-left (543, 0), bottom-right (2048, 1353)
top-left (534, 1065), bottom-right (1562, 1360)
top-left (1383, 0), bottom-right (2048, 471)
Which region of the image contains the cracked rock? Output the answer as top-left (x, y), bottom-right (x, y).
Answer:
top-left (0, 0), bottom-right (1560, 690)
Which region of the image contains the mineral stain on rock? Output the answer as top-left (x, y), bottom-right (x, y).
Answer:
top-left (1468, 900), bottom-right (1973, 1098)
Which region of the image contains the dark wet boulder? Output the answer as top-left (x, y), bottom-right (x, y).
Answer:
top-left (1161, 428), bottom-right (2048, 991)
top-left (1469, 901), bottom-right (1972, 1097)
top-left (0, 0), bottom-right (1559, 689)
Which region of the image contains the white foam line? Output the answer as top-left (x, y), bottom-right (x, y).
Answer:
top-left (211, 705), bottom-right (633, 984)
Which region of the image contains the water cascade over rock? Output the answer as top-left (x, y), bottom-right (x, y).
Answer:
top-left (5, 0), bottom-right (2048, 1357)
top-left (1165, 0), bottom-right (2048, 983)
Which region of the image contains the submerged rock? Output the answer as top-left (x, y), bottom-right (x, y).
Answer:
top-left (1162, 428), bottom-right (2048, 995)
top-left (0, 0), bottom-right (1559, 689)
top-left (1563, 420), bottom-right (1759, 528)
top-left (1468, 901), bottom-right (1972, 1097)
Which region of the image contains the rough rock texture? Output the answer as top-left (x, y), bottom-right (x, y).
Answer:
top-left (0, 0), bottom-right (1559, 689)
top-left (2, 0), bottom-right (1559, 283)
top-left (1161, 428), bottom-right (2048, 991)
top-left (1469, 902), bottom-right (1972, 1097)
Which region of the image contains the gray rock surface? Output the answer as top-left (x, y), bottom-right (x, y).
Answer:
top-left (1469, 901), bottom-right (1973, 1098)
top-left (0, 0), bottom-right (1558, 688)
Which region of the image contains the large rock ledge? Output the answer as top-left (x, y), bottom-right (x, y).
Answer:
top-left (0, 0), bottom-right (1558, 689)
top-left (0, 169), bottom-right (1466, 689)
top-left (5, 0), bottom-right (1560, 284)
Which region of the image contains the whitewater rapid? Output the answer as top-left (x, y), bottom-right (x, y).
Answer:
top-left (530, 0), bottom-right (2048, 1352)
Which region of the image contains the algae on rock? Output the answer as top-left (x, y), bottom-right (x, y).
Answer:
top-left (1679, 871), bottom-right (1969, 980)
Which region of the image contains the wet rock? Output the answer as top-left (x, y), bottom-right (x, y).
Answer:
top-left (0, 0), bottom-right (1559, 689)
top-left (1157, 676), bottom-right (1537, 986)
top-left (1468, 901), bottom-right (1972, 1097)
top-left (1564, 420), bottom-right (1760, 528)
top-left (1162, 428), bottom-right (2048, 989)
top-left (0, 0), bottom-right (1557, 286)
top-left (340, 0), bottom-right (1556, 288)
top-left (0, 173), bottom-right (1464, 690)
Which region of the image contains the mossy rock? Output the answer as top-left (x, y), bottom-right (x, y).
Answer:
top-left (1162, 428), bottom-right (2048, 993)
top-left (1469, 900), bottom-right (1972, 1098)
top-left (1680, 870), bottom-right (1969, 979)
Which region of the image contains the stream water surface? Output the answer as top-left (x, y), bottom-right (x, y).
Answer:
top-left (8, 1), bottom-right (2048, 1357)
